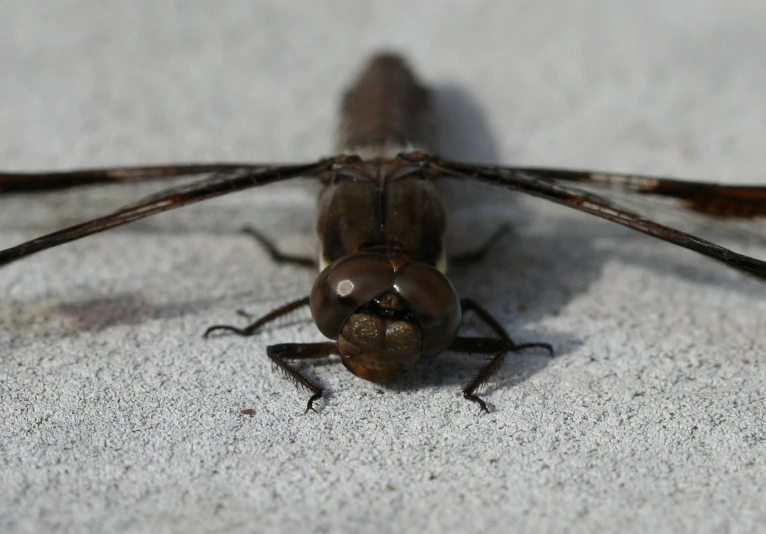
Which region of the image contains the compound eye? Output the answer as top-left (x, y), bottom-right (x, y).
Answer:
top-left (394, 263), bottom-right (461, 356)
top-left (310, 253), bottom-right (396, 339)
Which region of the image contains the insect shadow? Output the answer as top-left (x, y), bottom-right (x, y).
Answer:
top-left (6, 54), bottom-right (763, 411)
top-left (268, 83), bottom-right (610, 399)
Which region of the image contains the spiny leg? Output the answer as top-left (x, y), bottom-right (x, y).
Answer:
top-left (240, 226), bottom-right (316, 268)
top-left (448, 336), bottom-right (509, 412)
top-left (267, 342), bottom-right (339, 413)
top-left (451, 298), bottom-right (553, 412)
top-left (449, 224), bottom-right (511, 266)
top-left (460, 298), bottom-right (553, 353)
top-left (203, 296), bottom-right (310, 338)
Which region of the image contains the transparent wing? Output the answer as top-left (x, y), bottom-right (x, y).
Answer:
top-left (0, 160), bottom-right (331, 267)
top-left (0, 163), bottom-right (289, 192)
top-left (488, 166), bottom-right (766, 218)
top-left (429, 157), bottom-right (766, 280)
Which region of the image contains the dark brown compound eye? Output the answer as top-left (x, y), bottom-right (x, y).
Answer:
top-left (310, 253), bottom-right (396, 339)
top-left (394, 263), bottom-right (461, 356)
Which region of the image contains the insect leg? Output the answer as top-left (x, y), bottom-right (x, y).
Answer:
top-left (449, 224), bottom-right (511, 266)
top-left (460, 298), bottom-right (553, 355)
top-left (266, 342), bottom-right (339, 413)
top-left (240, 226), bottom-right (316, 267)
top-left (449, 298), bottom-right (553, 412)
top-left (203, 296), bottom-right (310, 338)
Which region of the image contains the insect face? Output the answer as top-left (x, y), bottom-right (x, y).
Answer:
top-left (310, 253), bottom-right (461, 382)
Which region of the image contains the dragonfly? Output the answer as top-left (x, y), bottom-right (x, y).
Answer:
top-left (2, 53), bottom-right (766, 413)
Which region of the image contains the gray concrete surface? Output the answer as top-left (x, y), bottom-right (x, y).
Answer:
top-left (1, 1), bottom-right (765, 533)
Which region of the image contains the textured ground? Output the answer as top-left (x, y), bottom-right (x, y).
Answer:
top-left (1, 2), bottom-right (765, 533)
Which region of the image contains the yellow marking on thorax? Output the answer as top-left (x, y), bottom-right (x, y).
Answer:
top-left (436, 248), bottom-right (447, 273)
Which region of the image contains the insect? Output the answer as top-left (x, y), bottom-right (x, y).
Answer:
top-left (2, 53), bottom-right (766, 412)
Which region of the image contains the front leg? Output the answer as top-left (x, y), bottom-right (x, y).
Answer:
top-left (267, 342), bottom-right (339, 413)
top-left (449, 299), bottom-right (553, 412)
top-left (204, 297), bottom-right (334, 412)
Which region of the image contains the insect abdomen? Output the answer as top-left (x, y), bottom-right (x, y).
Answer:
top-left (336, 53), bottom-right (434, 157)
